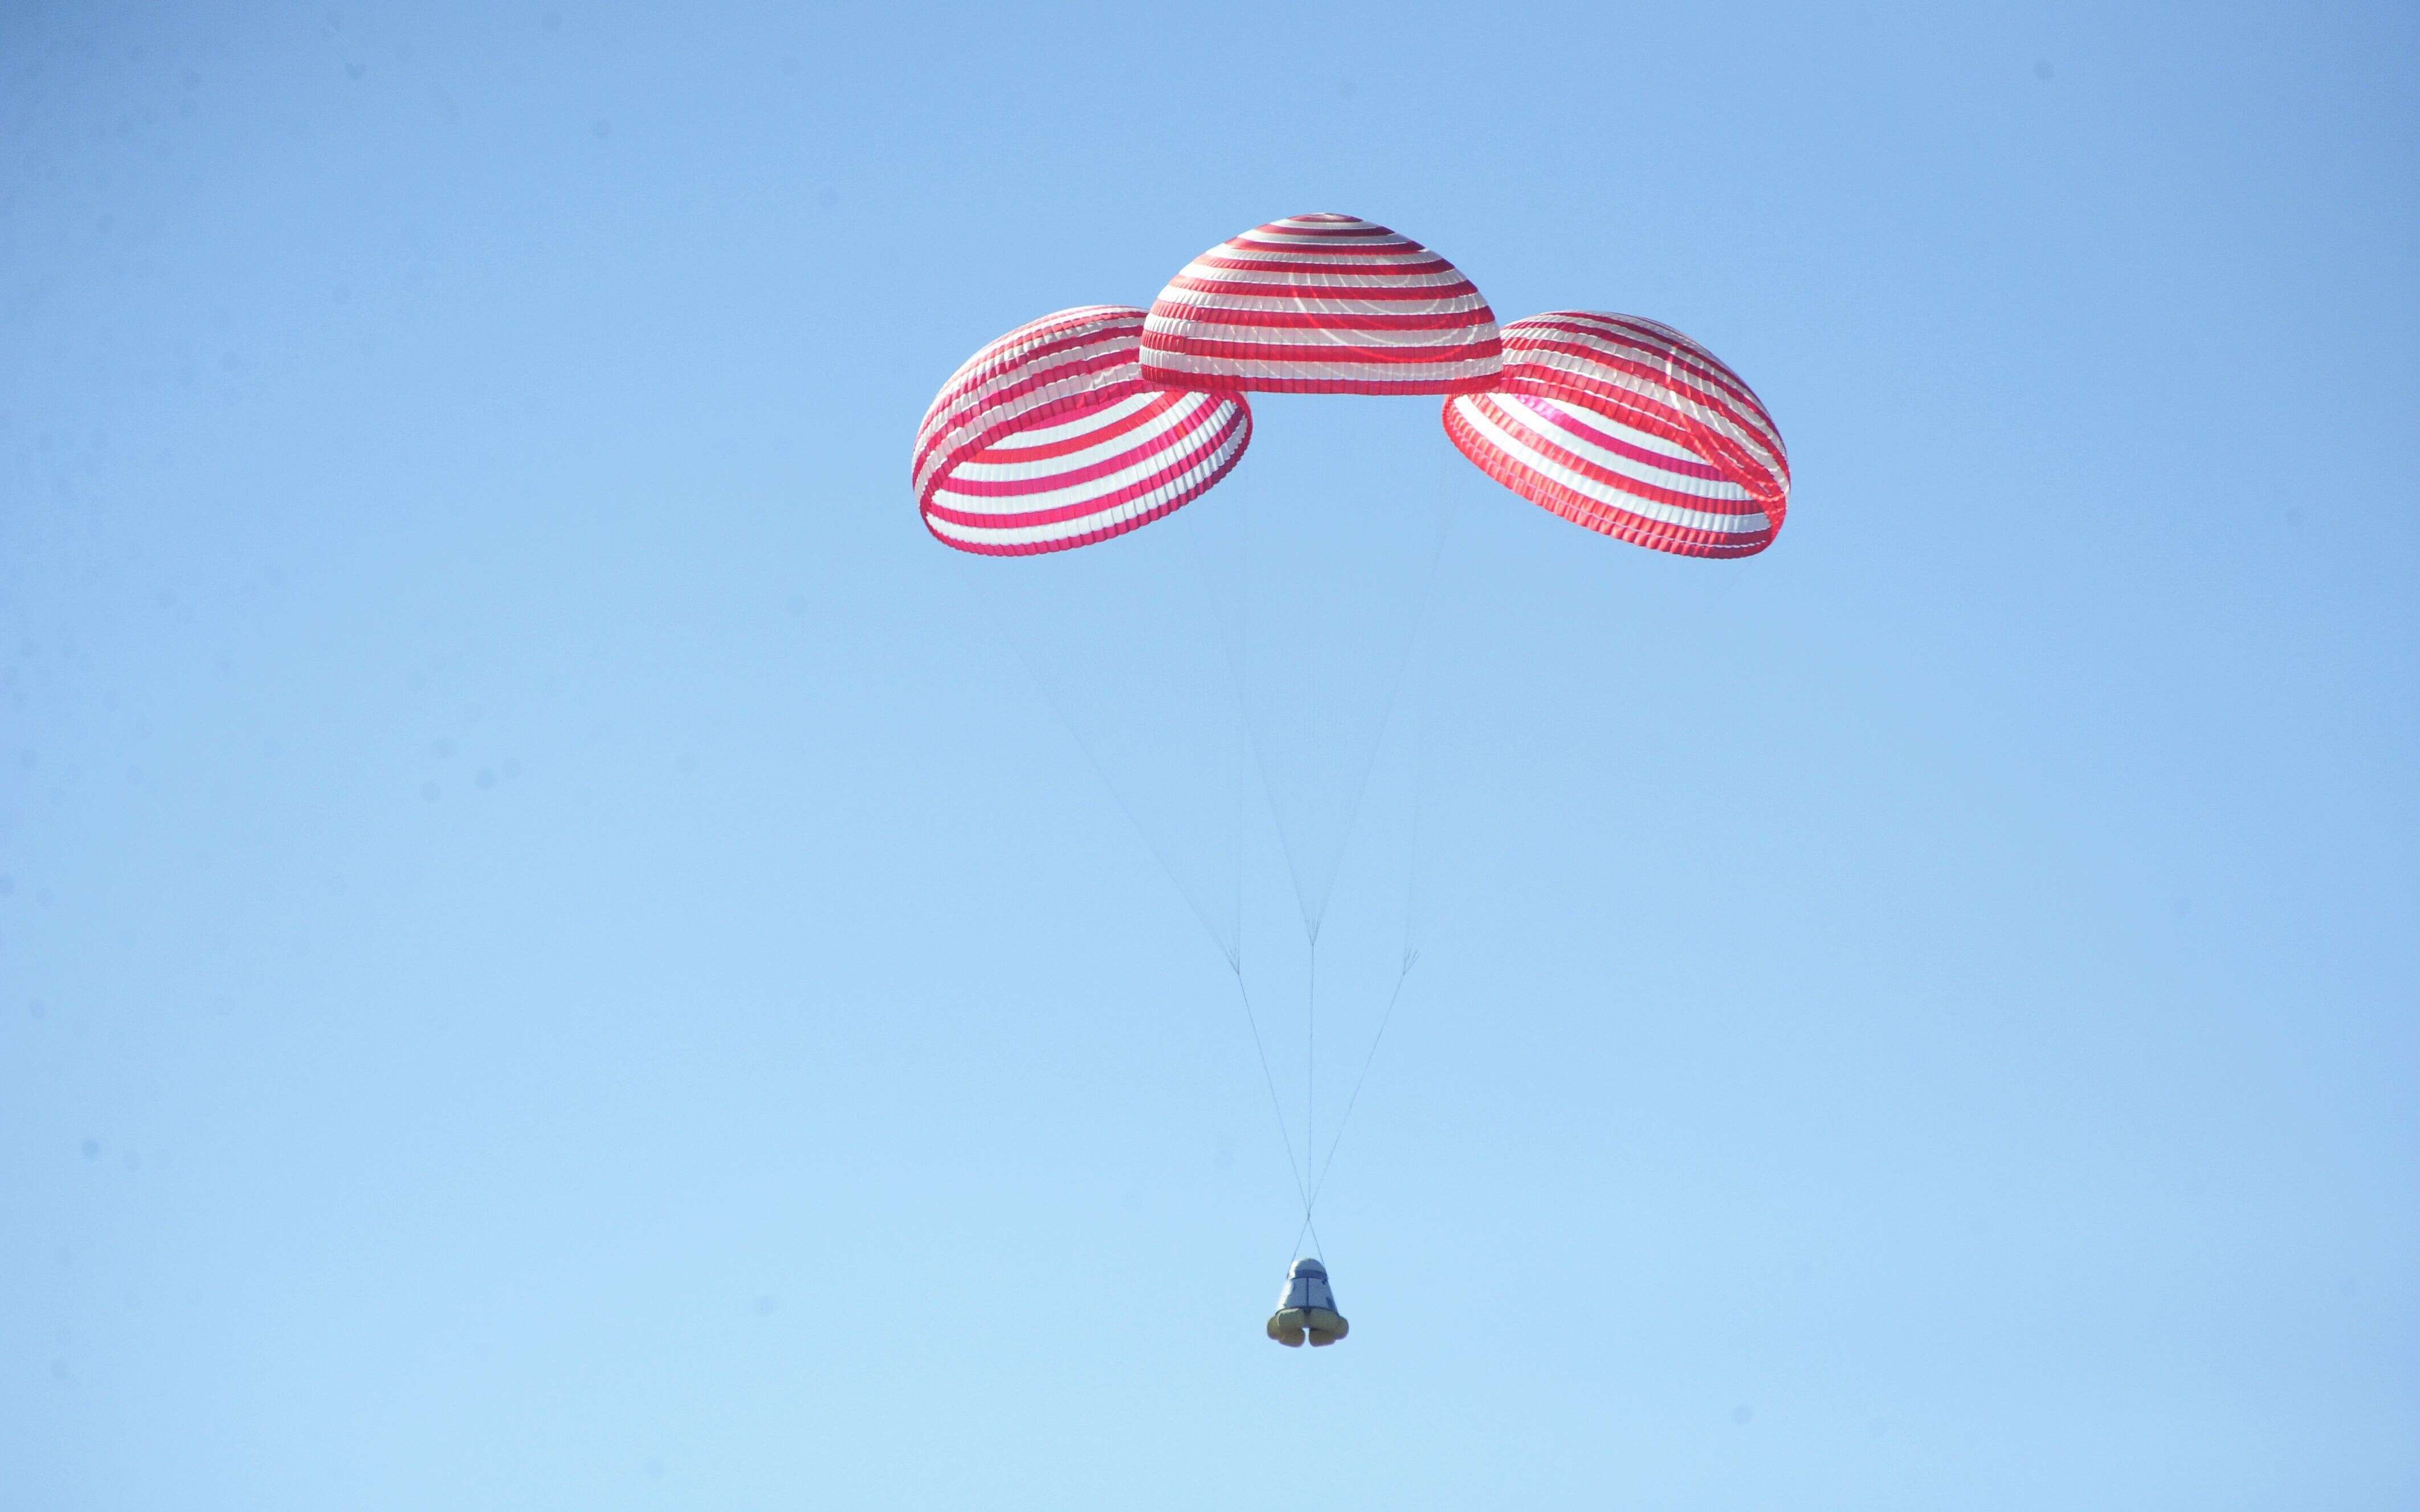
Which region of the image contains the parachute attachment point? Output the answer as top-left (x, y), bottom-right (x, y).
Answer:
top-left (1266, 1257), bottom-right (1349, 1347)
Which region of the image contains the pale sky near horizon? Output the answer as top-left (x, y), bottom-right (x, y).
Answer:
top-left (5, 2), bottom-right (2417, 1507)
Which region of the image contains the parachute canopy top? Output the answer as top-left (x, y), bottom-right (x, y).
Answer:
top-left (912, 304), bottom-right (1253, 557)
top-left (1444, 310), bottom-right (1790, 558)
top-left (1141, 214), bottom-right (1502, 397)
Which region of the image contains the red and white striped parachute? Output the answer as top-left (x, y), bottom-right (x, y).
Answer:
top-left (1140, 214), bottom-right (1501, 396)
top-left (913, 305), bottom-right (1252, 557)
top-left (1443, 311), bottom-right (1789, 558)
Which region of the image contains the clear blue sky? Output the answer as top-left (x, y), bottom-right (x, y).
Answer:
top-left (5, 2), bottom-right (2416, 1507)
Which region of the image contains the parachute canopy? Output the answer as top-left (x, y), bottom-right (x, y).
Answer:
top-left (1141, 214), bottom-right (1501, 397)
top-left (1444, 311), bottom-right (1789, 558)
top-left (914, 305), bottom-right (1253, 556)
